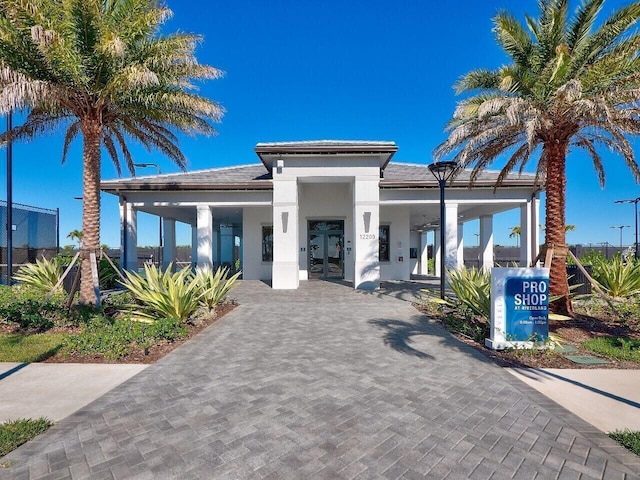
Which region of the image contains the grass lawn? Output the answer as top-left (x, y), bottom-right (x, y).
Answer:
top-left (609, 430), bottom-right (640, 456)
top-left (0, 333), bottom-right (67, 363)
top-left (0, 418), bottom-right (52, 459)
top-left (582, 337), bottom-right (640, 363)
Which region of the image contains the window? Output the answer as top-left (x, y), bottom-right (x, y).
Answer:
top-left (379, 225), bottom-right (390, 262)
top-left (262, 226), bottom-right (273, 262)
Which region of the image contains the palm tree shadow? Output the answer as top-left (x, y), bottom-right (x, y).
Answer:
top-left (369, 316), bottom-right (450, 360)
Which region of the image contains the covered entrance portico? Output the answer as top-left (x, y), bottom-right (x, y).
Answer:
top-left (101, 140), bottom-right (543, 291)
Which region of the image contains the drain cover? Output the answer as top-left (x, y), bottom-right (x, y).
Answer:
top-left (564, 355), bottom-right (608, 365)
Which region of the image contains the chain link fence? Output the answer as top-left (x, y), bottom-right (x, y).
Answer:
top-left (0, 201), bottom-right (59, 284)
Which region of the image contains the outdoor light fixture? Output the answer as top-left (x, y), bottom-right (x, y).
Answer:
top-left (614, 197), bottom-right (640, 259)
top-left (133, 163), bottom-right (162, 267)
top-left (281, 211), bottom-right (289, 233)
top-left (363, 211), bottom-right (371, 234)
top-left (428, 160), bottom-right (458, 299)
top-left (610, 225), bottom-right (631, 249)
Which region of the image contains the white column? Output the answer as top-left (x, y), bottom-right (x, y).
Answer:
top-left (272, 179), bottom-right (299, 289)
top-left (120, 200), bottom-right (137, 272)
top-left (520, 201), bottom-right (533, 267)
top-left (434, 229), bottom-right (441, 277)
top-left (420, 231), bottom-right (429, 275)
top-left (162, 218), bottom-right (176, 269)
top-left (196, 205), bottom-right (213, 269)
top-left (457, 222), bottom-right (464, 268)
top-left (532, 195), bottom-right (541, 266)
top-left (444, 203), bottom-right (459, 271)
top-left (479, 215), bottom-right (494, 271)
top-left (353, 177), bottom-right (380, 290)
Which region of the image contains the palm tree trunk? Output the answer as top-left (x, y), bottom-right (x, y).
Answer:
top-left (79, 118), bottom-right (102, 305)
top-left (544, 139), bottom-right (572, 315)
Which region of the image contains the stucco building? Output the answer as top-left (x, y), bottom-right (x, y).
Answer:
top-left (101, 141), bottom-right (542, 289)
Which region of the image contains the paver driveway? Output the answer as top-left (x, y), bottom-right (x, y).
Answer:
top-left (2, 280), bottom-right (639, 479)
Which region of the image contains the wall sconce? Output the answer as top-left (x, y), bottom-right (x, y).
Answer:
top-left (363, 211), bottom-right (371, 233)
top-left (276, 157), bottom-right (284, 174)
top-left (281, 211), bottom-right (289, 233)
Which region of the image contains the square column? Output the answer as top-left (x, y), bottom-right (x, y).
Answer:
top-left (162, 218), bottom-right (176, 269)
top-left (444, 203), bottom-right (459, 271)
top-left (196, 205), bottom-right (213, 269)
top-left (353, 177), bottom-right (380, 290)
top-left (120, 199), bottom-right (138, 272)
top-left (457, 222), bottom-right (464, 268)
top-left (434, 229), bottom-right (441, 277)
top-left (531, 195), bottom-right (541, 266)
top-left (272, 179), bottom-right (299, 289)
top-left (520, 201), bottom-right (533, 267)
top-left (420, 231), bottom-right (429, 275)
top-left (479, 215), bottom-right (494, 271)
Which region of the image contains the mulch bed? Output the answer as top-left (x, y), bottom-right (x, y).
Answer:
top-left (418, 306), bottom-right (640, 370)
top-left (1, 302), bottom-right (237, 365)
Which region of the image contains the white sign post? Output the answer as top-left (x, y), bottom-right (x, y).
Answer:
top-left (486, 267), bottom-right (550, 350)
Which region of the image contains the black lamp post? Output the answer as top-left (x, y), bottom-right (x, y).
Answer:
top-left (610, 225), bottom-right (630, 250)
top-left (428, 160), bottom-right (458, 299)
top-left (133, 163), bottom-right (162, 267)
top-left (614, 197), bottom-right (640, 259)
top-left (6, 112), bottom-right (12, 285)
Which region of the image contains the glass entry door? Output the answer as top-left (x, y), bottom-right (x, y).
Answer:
top-left (308, 220), bottom-right (344, 279)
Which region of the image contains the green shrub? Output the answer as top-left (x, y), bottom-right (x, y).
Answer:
top-left (582, 336), bottom-right (640, 363)
top-left (591, 256), bottom-right (640, 299)
top-left (609, 430), bottom-right (640, 456)
top-left (0, 286), bottom-right (68, 331)
top-left (13, 257), bottom-right (63, 292)
top-left (98, 258), bottom-right (120, 290)
top-left (194, 266), bottom-right (241, 311)
top-left (63, 315), bottom-right (187, 359)
top-left (0, 418), bottom-right (53, 457)
top-left (119, 264), bottom-right (201, 322)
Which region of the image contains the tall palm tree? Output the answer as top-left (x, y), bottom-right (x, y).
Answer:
top-left (0, 0), bottom-right (223, 304)
top-left (67, 229), bottom-right (83, 248)
top-left (435, 0), bottom-right (640, 314)
top-left (509, 226), bottom-right (521, 248)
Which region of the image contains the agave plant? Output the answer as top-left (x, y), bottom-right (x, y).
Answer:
top-left (194, 267), bottom-right (241, 311)
top-left (422, 267), bottom-right (491, 319)
top-left (591, 257), bottom-right (640, 299)
top-left (13, 257), bottom-right (63, 292)
top-left (119, 264), bottom-right (200, 323)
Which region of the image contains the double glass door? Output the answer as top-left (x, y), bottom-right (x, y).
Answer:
top-left (308, 220), bottom-right (344, 279)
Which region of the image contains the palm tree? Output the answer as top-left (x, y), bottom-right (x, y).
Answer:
top-left (67, 229), bottom-right (83, 248)
top-left (509, 226), bottom-right (521, 248)
top-left (435, 0), bottom-right (640, 314)
top-left (0, 0), bottom-right (223, 304)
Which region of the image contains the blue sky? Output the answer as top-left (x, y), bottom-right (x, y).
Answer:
top-left (3, 0), bottom-right (640, 248)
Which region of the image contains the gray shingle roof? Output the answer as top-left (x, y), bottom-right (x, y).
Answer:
top-left (101, 161), bottom-right (540, 192)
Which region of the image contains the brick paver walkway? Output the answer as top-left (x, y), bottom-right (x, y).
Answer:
top-left (2, 280), bottom-right (639, 479)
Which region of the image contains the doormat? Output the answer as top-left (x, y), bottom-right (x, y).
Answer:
top-left (563, 355), bottom-right (608, 365)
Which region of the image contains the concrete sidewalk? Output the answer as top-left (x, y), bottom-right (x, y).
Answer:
top-left (507, 368), bottom-right (640, 433)
top-left (0, 363), bottom-right (147, 423)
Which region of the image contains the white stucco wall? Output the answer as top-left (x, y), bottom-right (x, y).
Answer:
top-left (297, 182), bottom-right (353, 281)
top-left (379, 206), bottom-right (411, 281)
top-left (242, 206), bottom-right (272, 281)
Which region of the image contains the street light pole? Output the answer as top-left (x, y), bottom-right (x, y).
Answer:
top-left (428, 161), bottom-right (457, 299)
top-left (610, 225), bottom-right (631, 250)
top-left (614, 197), bottom-right (640, 259)
top-left (133, 163), bottom-right (162, 267)
top-left (6, 111), bottom-right (12, 285)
